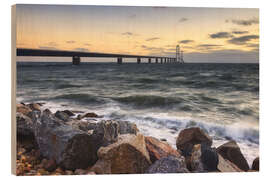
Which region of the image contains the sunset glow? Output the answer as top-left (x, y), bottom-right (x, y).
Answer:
top-left (16, 5), bottom-right (259, 63)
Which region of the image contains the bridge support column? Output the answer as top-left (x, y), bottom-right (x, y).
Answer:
top-left (72, 56), bottom-right (81, 65)
top-left (117, 57), bottom-right (123, 64)
top-left (148, 58), bottom-right (151, 63)
top-left (156, 58), bottom-right (158, 63)
top-left (165, 58), bottom-right (167, 63)
top-left (137, 57), bottom-right (141, 64)
top-left (161, 58), bottom-right (163, 64)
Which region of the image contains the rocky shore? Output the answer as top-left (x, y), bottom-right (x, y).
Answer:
top-left (16, 102), bottom-right (259, 175)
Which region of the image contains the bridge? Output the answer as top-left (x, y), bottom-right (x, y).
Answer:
top-left (16, 45), bottom-right (184, 65)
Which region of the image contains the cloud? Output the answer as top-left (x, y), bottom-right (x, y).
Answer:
top-left (146, 37), bottom-right (160, 41)
top-left (39, 46), bottom-right (58, 50)
top-left (197, 44), bottom-right (223, 47)
top-left (47, 41), bottom-right (58, 46)
top-left (122, 32), bottom-right (133, 36)
top-left (227, 35), bottom-right (259, 45)
top-left (209, 32), bottom-right (233, 39)
top-left (184, 49), bottom-right (259, 63)
top-left (232, 30), bottom-right (249, 34)
top-left (179, 40), bottom-right (194, 44)
top-left (227, 18), bottom-right (259, 26)
top-left (84, 43), bottom-right (91, 46)
top-left (73, 48), bottom-right (89, 52)
top-left (66, 40), bottom-right (76, 44)
top-left (179, 18), bottom-right (188, 23)
top-left (141, 45), bottom-right (164, 52)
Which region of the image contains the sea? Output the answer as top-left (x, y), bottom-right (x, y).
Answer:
top-left (16, 61), bottom-right (259, 166)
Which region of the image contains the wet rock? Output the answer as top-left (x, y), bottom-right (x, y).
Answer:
top-left (32, 110), bottom-right (95, 170)
top-left (17, 104), bottom-right (32, 116)
top-left (82, 112), bottom-right (99, 118)
top-left (62, 110), bottom-right (75, 117)
top-left (146, 155), bottom-right (189, 173)
top-left (16, 112), bottom-right (35, 137)
top-left (176, 127), bottom-right (212, 157)
top-left (217, 154), bottom-right (243, 172)
top-left (27, 103), bottom-right (41, 111)
top-left (91, 120), bottom-right (119, 146)
top-left (117, 120), bottom-right (139, 135)
top-left (190, 144), bottom-right (218, 172)
top-left (73, 120), bottom-right (97, 132)
top-left (145, 136), bottom-right (180, 163)
top-left (55, 111), bottom-right (70, 122)
top-left (251, 157), bottom-right (259, 171)
top-left (217, 140), bottom-right (249, 171)
top-left (92, 134), bottom-right (151, 174)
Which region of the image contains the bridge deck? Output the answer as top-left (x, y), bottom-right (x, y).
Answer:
top-left (17, 48), bottom-right (172, 59)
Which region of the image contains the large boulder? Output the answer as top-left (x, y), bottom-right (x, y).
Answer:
top-left (176, 127), bottom-right (212, 156)
top-left (32, 109), bottom-right (95, 170)
top-left (217, 140), bottom-right (249, 171)
top-left (251, 157), bottom-right (259, 171)
top-left (217, 154), bottom-right (243, 172)
top-left (91, 134), bottom-right (151, 174)
top-left (117, 120), bottom-right (139, 135)
top-left (145, 136), bottom-right (180, 163)
top-left (146, 155), bottom-right (189, 173)
top-left (189, 144), bottom-right (218, 172)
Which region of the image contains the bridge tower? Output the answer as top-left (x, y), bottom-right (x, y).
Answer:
top-left (180, 50), bottom-right (184, 63)
top-left (176, 45), bottom-right (180, 63)
top-left (176, 45), bottom-right (184, 63)
top-left (72, 56), bottom-right (81, 65)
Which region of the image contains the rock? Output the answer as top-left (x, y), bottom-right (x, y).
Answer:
top-left (146, 155), bottom-right (189, 173)
top-left (74, 169), bottom-right (86, 175)
top-left (43, 159), bottom-right (57, 172)
top-left (62, 110), bottom-right (75, 117)
top-left (27, 103), bottom-right (41, 111)
top-left (145, 136), bottom-right (180, 163)
top-left (32, 110), bottom-right (95, 170)
top-left (17, 104), bottom-right (32, 116)
top-left (74, 120), bottom-right (97, 132)
top-left (92, 134), bottom-right (151, 174)
top-left (176, 127), bottom-right (212, 156)
top-left (217, 140), bottom-right (249, 171)
top-left (65, 170), bottom-right (73, 175)
top-left (16, 112), bottom-right (35, 137)
top-left (117, 120), bottom-right (139, 135)
top-left (82, 112), bottom-right (99, 118)
top-left (91, 120), bottom-right (119, 147)
top-left (190, 144), bottom-right (218, 172)
top-left (55, 111), bottom-right (70, 122)
top-left (251, 157), bottom-right (259, 171)
top-left (217, 154), bottom-right (243, 172)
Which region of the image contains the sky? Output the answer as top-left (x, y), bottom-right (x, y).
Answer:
top-left (16, 4), bottom-right (259, 63)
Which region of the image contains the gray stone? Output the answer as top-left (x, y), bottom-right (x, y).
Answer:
top-left (117, 120), bottom-right (139, 135)
top-left (32, 110), bottom-right (95, 170)
top-left (147, 155), bottom-right (189, 173)
top-left (55, 111), bottom-right (70, 122)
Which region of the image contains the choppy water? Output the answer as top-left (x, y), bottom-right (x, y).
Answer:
top-left (16, 61), bottom-right (259, 166)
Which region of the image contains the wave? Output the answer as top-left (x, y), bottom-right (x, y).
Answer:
top-left (52, 93), bottom-right (106, 104)
top-left (56, 83), bottom-right (84, 89)
top-left (112, 95), bottom-right (184, 107)
top-left (107, 111), bottom-right (259, 145)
